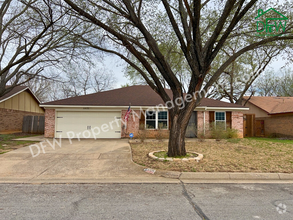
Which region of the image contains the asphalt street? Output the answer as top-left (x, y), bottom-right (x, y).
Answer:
top-left (0, 183), bottom-right (292, 220)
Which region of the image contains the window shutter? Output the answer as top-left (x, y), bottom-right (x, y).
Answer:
top-left (209, 111), bottom-right (215, 128)
top-left (226, 112), bottom-right (232, 129)
top-left (209, 111), bottom-right (215, 122)
top-left (139, 111), bottom-right (145, 130)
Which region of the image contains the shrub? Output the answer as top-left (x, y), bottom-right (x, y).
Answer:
top-left (210, 123), bottom-right (239, 140)
top-left (210, 125), bottom-right (226, 140)
top-left (225, 128), bottom-right (239, 139)
top-left (137, 124), bottom-right (147, 142)
top-left (268, 133), bottom-right (281, 138)
top-left (155, 123), bottom-right (167, 141)
top-left (195, 130), bottom-right (205, 141)
top-left (155, 129), bottom-right (164, 142)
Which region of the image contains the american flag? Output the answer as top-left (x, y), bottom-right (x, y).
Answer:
top-left (124, 105), bottom-right (131, 122)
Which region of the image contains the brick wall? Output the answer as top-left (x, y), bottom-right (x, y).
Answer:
top-left (44, 109), bottom-right (55, 138)
top-left (261, 115), bottom-right (293, 137)
top-left (121, 109), bottom-right (169, 139)
top-left (121, 110), bottom-right (140, 138)
top-left (197, 111), bottom-right (210, 137)
top-left (0, 108), bottom-right (44, 132)
top-left (197, 111), bottom-right (244, 138)
top-left (197, 111), bottom-right (204, 134)
top-left (231, 111), bottom-right (244, 138)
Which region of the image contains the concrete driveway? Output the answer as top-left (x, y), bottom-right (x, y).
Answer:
top-left (0, 139), bottom-right (174, 183)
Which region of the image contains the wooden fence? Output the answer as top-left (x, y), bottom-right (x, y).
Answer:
top-left (22, 116), bottom-right (45, 134)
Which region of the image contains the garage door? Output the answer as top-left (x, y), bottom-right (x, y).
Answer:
top-left (55, 111), bottom-right (121, 139)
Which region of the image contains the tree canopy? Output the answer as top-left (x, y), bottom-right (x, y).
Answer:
top-left (253, 67), bottom-right (293, 97)
top-left (62, 0), bottom-right (293, 156)
top-left (0, 0), bottom-right (91, 97)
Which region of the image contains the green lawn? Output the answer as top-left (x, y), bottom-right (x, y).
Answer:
top-left (247, 137), bottom-right (293, 144)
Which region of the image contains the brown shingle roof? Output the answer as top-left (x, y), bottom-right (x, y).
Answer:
top-left (0, 86), bottom-right (28, 102)
top-left (243, 96), bottom-right (293, 114)
top-left (198, 98), bottom-right (246, 108)
top-left (42, 85), bottom-right (246, 109)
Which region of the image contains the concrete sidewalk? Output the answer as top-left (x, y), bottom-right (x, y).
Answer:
top-left (12, 135), bottom-right (46, 142)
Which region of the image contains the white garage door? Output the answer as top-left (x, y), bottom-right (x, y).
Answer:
top-left (55, 111), bottom-right (121, 139)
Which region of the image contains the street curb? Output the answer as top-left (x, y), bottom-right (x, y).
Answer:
top-left (1, 172), bottom-right (293, 184)
top-left (173, 172), bottom-right (293, 181)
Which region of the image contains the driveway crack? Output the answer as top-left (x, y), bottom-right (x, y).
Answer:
top-left (180, 180), bottom-right (210, 220)
top-left (29, 158), bottom-right (63, 181)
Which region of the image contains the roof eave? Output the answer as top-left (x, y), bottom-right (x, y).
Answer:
top-left (268, 111), bottom-right (293, 115)
top-left (0, 87), bottom-right (28, 104)
top-left (40, 104), bottom-right (249, 111)
top-left (40, 104), bottom-right (169, 109)
top-left (201, 107), bottom-right (249, 111)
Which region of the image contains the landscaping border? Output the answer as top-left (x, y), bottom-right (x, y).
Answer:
top-left (148, 150), bottom-right (204, 162)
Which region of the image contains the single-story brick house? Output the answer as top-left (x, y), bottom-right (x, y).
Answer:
top-left (41, 85), bottom-right (248, 139)
top-left (0, 86), bottom-right (44, 132)
top-left (242, 96), bottom-right (293, 137)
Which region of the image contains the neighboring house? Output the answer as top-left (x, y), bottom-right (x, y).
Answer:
top-left (0, 86), bottom-right (45, 132)
top-left (41, 85), bottom-right (248, 139)
top-left (242, 96), bottom-right (293, 137)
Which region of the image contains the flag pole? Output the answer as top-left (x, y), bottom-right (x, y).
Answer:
top-left (124, 103), bottom-right (131, 132)
top-left (127, 103), bottom-right (131, 130)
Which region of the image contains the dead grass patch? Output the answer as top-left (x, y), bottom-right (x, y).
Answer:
top-left (130, 138), bottom-right (293, 173)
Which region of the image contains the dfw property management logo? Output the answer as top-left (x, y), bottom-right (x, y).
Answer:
top-left (255, 8), bottom-right (288, 36)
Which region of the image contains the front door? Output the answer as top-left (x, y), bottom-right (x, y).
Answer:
top-left (185, 111), bottom-right (197, 138)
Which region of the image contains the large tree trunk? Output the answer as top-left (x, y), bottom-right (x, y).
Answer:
top-left (167, 106), bottom-right (194, 157)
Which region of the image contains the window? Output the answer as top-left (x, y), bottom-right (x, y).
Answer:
top-left (158, 111), bottom-right (168, 129)
top-left (145, 111), bottom-right (168, 129)
top-left (215, 112), bottom-right (226, 129)
top-left (146, 111), bottom-right (156, 129)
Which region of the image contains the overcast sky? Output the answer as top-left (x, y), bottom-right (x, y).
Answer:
top-left (107, 56), bottom-right (292, 89)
